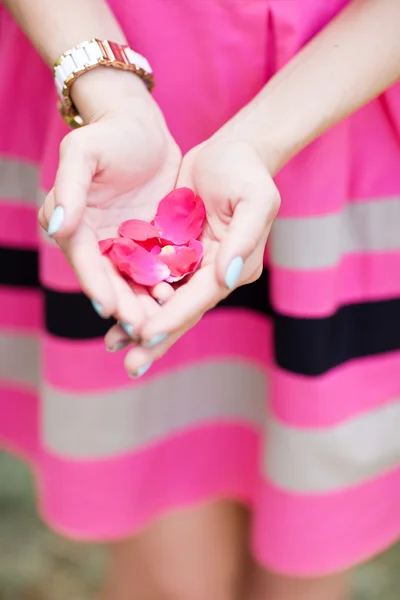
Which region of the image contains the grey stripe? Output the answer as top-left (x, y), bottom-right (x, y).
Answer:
top-left (265, 401), bottom-right (400, 493)
top-left (43, 361), bottom-right (266, 458)
top-left (0, 334), bottom-right (39, 387)
top-left (271, 197), bottom-right (400, 270)
top-left (0, 159), bottom-right (39, 204)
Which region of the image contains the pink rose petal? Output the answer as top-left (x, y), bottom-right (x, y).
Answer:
top-left (158, 245), bottom-right (197, 277)
top-left (99, 238), bottom-right (115, 255)
top-left (112, 243), bottom-right (170, 286)
top-left (108, 237), bottom-right (137, 261)
top-left (154, 188), bottom-right (206, 245)
top-left (98, 189), bottom-right (205, 287)
top-left (119, 219), bottom-right (160, 241)
top-left (188, 238), bottom-right (204, 270)
top-left (162, 239), bottom-right (204, 283)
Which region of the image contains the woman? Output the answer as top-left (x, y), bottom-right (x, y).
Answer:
top-left (1, 0), bottom-right (400, 599)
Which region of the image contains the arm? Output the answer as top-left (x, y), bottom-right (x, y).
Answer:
top-left (228, 0), bottom-right (400, 174)
top-left (125, 0), bottom-right (400, 367)
top-left (4, 0), bottom-right (181, 326)
top-left (3, 0), bottom-right (149, 122)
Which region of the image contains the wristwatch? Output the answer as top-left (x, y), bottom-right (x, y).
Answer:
top-left (54, 39), bottom-right (154, 129)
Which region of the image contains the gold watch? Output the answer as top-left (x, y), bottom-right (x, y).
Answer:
top-left (53, 39), bottom-right (155, 128)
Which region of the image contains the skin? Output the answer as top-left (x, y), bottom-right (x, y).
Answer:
top-left (106, 0), bottom-right (400, 376)
top-left (3, 0), bottom-right (399, 599)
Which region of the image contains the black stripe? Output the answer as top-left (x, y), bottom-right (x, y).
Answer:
top-left (0, 247), bottom-right (39, 288)
top-left (44, 269), bottom-right (273, 340)
top-left (40, 267), bottom-right (400, 376)
top-left (44, 288), bottom-right (115, 339)
top-left (275, 298), bottom-right (400, 376)
top-left (218, 268), bottom-right (273, 316)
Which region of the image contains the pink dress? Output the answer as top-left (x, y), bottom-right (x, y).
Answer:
top-left (1, 0), bottom-right (400, 575)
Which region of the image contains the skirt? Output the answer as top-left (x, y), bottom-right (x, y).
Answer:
top-left (1, 0), bottom-right (400, 576)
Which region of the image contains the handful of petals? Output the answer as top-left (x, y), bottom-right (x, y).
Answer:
top-left (99, 188), bottom-right (205, 286)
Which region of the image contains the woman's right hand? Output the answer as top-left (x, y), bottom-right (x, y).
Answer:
top-left (39, 69), bottom-right (181, 328)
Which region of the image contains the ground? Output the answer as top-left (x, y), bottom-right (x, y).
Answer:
top-left (0, 452), bottom-right (397, 600)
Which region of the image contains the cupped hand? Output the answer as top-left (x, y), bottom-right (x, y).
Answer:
top-left (39, 80), bottom-right (181, 328)
top-left (109, 136), bottom-right (280, 376)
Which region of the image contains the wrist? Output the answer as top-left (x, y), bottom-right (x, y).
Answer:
top-left (70, 67), bottom-right (154, 124)
top-left (213, 97), bottom-right (294, 177)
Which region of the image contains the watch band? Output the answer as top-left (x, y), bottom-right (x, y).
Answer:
top-left (54, 39), bottom-right (154, 129)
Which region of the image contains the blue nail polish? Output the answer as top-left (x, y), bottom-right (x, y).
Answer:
top-left (225, 256), bottom-right (244, 290)
top-left (48, 205), bottom-right (65, 236)
top-left (143, 333), bottom-right (168, 348)
top-left (120, 321), bottom-right (136, 338)
top-left (91, 300), bottom-right (105, 318)
top-left (130, 362), bottom-right (152, 378)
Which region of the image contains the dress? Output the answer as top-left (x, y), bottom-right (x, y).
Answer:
top-left (1, 0), bottom-right (400, 576)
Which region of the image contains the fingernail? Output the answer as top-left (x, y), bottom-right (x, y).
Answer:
top-left (143, 333), bottom-right (168, 348)
top-left (130, 362), bottom-right (152, 378)
top-left (48, 205), bottom-right (65, 236)
top-left (225, 257), bottom-right (243, 290)
top-left (120, 321), bottom-right (136, 338)
top-left (91, 300), bottom-right (105, 318)
top-left (107, 339), bottom-right (131, 352)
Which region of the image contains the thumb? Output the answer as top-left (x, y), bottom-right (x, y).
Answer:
top-left (45, 129), bottom-right (96, 239)
top-left (217, 175), bottom-right (280, 291)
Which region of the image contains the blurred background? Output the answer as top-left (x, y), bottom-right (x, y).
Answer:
top-left (0, 451), bottom-right (398, 600)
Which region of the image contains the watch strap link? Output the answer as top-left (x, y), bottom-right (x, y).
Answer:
top-left (54, 39), bottom-right (154, 128)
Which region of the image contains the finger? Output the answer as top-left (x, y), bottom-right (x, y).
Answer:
top-left (103, 282), bottom-right (160, 351)
top-left (116, 280), bottom-right (161, 339)
top-left (46, 130), bottom-right (96, 239)
top-left (138, 264), bottom-right (224, 348)
top-left (40, 187), bottom-right (119, 315)
top-left (105, 284), bottom-right (175, 356)
top-left (124, 318), bottom-right (199, 377)
top-left (217, 175), bottom-right (280, 291)
top-left (38, 188), bottom-right (56, 231)
top-left (149, 281), bottom-right (175, 305)
top-left (104, 323), bottom-right (134, 352)
top-left (56, 224), bottom-right (119, 316)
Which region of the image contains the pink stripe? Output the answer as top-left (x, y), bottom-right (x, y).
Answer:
top-left (0, 203), bottom-right (38, 249)
top-left (0, 288), bottom-right (42, 332)
top-left (253, 469), bottom-right (400, 575)
top-left (0, 14), bottom-right (53, 160)
top-left (43, 310), bottom-right (272, 391)
top-left (272, 253), bottom-right (400, 318)
top-left (39, 424), bottom-right (257, 540)
top-left (276, 100), bottom-right (400, 219)
top-left (40, 242), bottom-right (81, 291)
top-left (0, 386), bottom-right (38, 459)
top-left (276, 125), bottom-right (350, 218)
top-left (271, 351), bottom-right (400, 428)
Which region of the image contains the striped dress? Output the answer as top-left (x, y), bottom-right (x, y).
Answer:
top-left (1, 0), bottom-right (400, 575)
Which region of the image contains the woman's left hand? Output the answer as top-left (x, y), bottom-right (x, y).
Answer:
top-left (105, 134), bottom-right (280, 377)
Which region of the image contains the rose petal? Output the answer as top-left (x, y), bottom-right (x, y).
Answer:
top-left (188, 238), bottom-right (204, 270)
top-left (158, 245), bottom-right (197, 277)
top-left (99, 238), bottom-right (115, 255)
top-left (119, 219), bottom-right (160, 241)
top-left (154, 188), bottom-right (206, 245)
top-left (162, 239), bottom-right (204, 283)
top-left (108, 237), bottom-right (137, 260)
top-left (136, 239), bottom-right (162, 253)
top-left (113, 244), bottom-right (170, 286)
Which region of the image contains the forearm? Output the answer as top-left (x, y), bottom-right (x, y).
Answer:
top-left (3, 0), bottom-right (127, 65)
top-left (4, 0), bottom-right (150, 121)
top-left (230, 0), bottom-right (400, 174)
